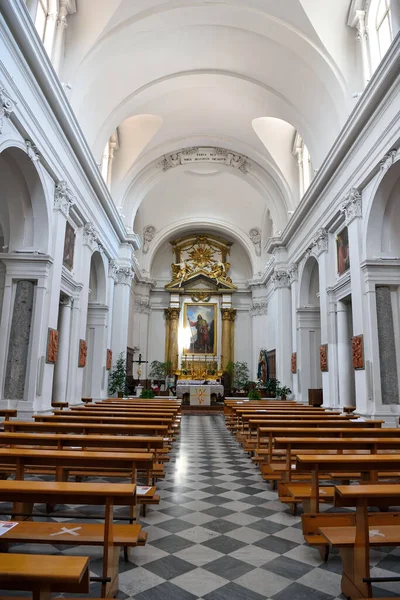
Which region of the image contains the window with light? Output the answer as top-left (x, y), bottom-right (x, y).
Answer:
top-left (34, 0), bottom-right (49, 42)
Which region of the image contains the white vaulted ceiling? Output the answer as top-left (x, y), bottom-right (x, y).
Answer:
top-left (61, 0), bottom-right (360, 277)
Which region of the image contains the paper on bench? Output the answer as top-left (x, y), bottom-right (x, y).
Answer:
top-left (0, 521), bottom-right (18, 537)
top-left (137, 486), bottom-right (152, 495)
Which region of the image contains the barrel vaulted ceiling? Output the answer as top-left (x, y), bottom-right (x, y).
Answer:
top-left (61, 0), bottom-right (361, 276)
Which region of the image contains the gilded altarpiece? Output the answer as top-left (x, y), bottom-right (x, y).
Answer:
top-left (165, 234), bottom-right (237, 377)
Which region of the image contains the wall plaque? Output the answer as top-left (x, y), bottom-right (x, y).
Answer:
top-left (291, 352), bottom-right (297, 374)
top-left (320, 344), bottom-right (328, 372)
top-left (352, 334), bottom-right (364, 369)
top-left (46, 328), bottom-right (59, 364)
top-left (106, 348), bottom-right (112, 370)
top-left (78, 339), bottom-right (87, 368)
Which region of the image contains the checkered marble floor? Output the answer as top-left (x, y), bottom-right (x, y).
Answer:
top-left (3, 414), bottom-right (400, 599)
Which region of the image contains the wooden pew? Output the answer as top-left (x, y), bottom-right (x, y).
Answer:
top-left (0, 554), bottom-right (90, 600)
top-left (274, 436), bottom-right (400, 511)
top-left (4, 420), bottom-right (170, 437)
top-left (0, 447), bottom-right (154, 484)
top-left (0, 432), bottom-right (165, 507)
top-left (0, 480), bottom-right (142, 597)
top-left (320, 485), bottom-right (400, 599)
top-left (294, 454), bottom-right (400, 513)
top-left (0, 409), bottom-right (18, 421)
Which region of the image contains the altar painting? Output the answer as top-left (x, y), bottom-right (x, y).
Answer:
top-left (336, 226), bottom-right (350, 276)
top-left (184, 303), bottom-right (216, 355)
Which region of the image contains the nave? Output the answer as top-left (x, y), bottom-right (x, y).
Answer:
top-left (4, 414), bottom-right (399, 600)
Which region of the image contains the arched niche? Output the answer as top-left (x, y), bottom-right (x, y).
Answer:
top-left (88, 250), bottom-right (107, 304)
top-left (365, 160), bottom-right (400, 259)
top-left (297, 256), bottom-right (322, 401)
top-left (0, 146), bottom-right (49, 253)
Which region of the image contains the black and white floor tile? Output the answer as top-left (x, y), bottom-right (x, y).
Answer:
top-left (2, 414), bottom-right (400, 599)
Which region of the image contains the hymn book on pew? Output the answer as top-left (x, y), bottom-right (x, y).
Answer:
top-left (0, 521), bottom-right (18, 536)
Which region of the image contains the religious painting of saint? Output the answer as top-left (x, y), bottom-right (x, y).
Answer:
top-left (63, 221), bottom-right (75, 270)
top-left (184, 303), bottom-right (216, 355)
top-left (336, 226), bottom-right (350, 276)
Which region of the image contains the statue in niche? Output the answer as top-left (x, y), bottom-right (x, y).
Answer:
top-left (142, 225), bottom-right (156, 254)
top-left (249, 228), bottom-right (262, 257)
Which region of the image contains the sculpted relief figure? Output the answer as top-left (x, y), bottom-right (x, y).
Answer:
top-left (142, 225), bottom-right (156, 254)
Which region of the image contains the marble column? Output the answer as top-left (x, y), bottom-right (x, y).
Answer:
top-left (84, 304), bottom-right (109, 398)
top-left (230, 309), bottom-right (236, 365)
top-left (52, 295), bottom-right (72, 404)
top-left (111, 266), bottom-right (134, 361)
top-left (164, 309), bottom-right (171, 364)
top-left (221, 308), bottom-right (235, 370)
top-left (271, 269), bottom-right (292, 386)
top-left (376, 286), bottom-right (399, 404)
top-left (168, 308), bottom-right (180, 371)
top-left (355, 10), bottom-right (372, 86)
top-left (51, 0), bottom-right (76, 74)
top-left (341, 189), bottom-right (368, 414)
top-left (337, 301), bottom-right (354, 407)
top-left (4, 280), bottom-right (35, 400)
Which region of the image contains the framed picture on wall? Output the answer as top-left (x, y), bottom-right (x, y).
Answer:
top-left (63, 221), bottom-right (75, 270)
top-left (336, 226), bottom-right (350, 276)
top-left (184, 303), bottom-right (217, 355)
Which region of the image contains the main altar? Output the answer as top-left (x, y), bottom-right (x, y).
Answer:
top-left (163, 234), bottom-right (237, 403)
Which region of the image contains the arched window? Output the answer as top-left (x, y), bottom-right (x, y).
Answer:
top-left (293, 133), bottom-right (313, 200)
top-left (368, 0), bottom-right (393, 71)
top-left (376, 0), bottom-right (393, 58)
top-left (34, 0), bottom-right (49, 42)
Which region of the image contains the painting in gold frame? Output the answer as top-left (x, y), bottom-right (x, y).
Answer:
top-left (184, 303), bottom-right (217, 355)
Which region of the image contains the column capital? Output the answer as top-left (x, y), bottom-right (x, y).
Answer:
top-left (312, 228), bottom-right (328, 256)
top-left (165, 307), bottom-right (180, 320)
top-left (340, 188), bottom-right (362, 225)
top-left (115, 266), bottom-right (134, 286)
top-left (0, 85), bottom-right (16, 134)
top-left (133, 293), bottom-right (151, 314)
top-left (54, 181), bottom-right (76, 217)
top-left (379, 149), bottom-right (399, 172)
top-left (25, 139), bottom-right (40, 162)
top-left (288, 263), bottom-right (298, 283)
top-left (250, 300), bottom-right (268, 317)
top-left (108, 259), bottom-right (118, 280)
top-left (221, 307), bottom-right (236, 321)
top-left (82, 222), bottom-right (100, 251)
top-left (271, 268), bottom-right (291, 289)
top-left (355, 9), bottom-right (367, 40)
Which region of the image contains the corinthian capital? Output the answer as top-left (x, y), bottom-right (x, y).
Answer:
top-left (83, 222), bottom-right (100, 251)
top-left (312, 228), bottom-right (328, 256)
top-left (271, 269), bottom-right (291, 290)
top-left (0, 85), bottom-right (16, 134)
top-left (340, 188), bottom-right (362, 225)
top-left (54, 181), bottom-right (76, 217)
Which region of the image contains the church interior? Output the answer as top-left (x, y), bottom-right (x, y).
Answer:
top-left (0, 0), bottom-right (400, 598)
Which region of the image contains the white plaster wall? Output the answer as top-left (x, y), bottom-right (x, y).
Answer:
top-left (148, 308), bottom-right (166, 364)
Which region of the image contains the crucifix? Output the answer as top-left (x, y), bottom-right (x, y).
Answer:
top-left (132, 353), bottom-right (148, 379)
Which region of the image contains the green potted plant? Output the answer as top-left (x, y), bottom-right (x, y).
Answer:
top-left (233, 361), bottom-right (250, 396)
top-left (265, 378), bottom-right (279, 398)
top-left (248, 388), bottom-right (261, 400)
top-left (140, 389), bottom-right (155, 399)
top-left (277, 385), bottom-right (292, 400)
top-left (108, 352), bottom-right (127, 398)
top-left (149, 360), bottom-right (172, 380)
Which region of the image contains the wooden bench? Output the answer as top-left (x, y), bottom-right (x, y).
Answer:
top-left (0, 409), bottom-right (18, 421)
top-left (0, 553), bottom-right (90, 600)
top-left (4, 420), bottom-right (170, 438)
top-left (0, 480), bottom-right (145, 597)
top-left (320, 484), bottom-right (400, 599)
top-left (0, 447), bottom-right (154, 484)
top-left (293, 454), bottom-right (400, 513)
top-left (274, 436), bottom-right (400, 510)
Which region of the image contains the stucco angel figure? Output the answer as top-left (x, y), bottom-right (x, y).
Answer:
top-left (209, 261), bottom-right (229, 280)
top-left (171, 260), bottom-right (192, 286)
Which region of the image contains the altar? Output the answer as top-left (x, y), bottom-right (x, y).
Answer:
top-left (176, 380), bottom-right (224, 403)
